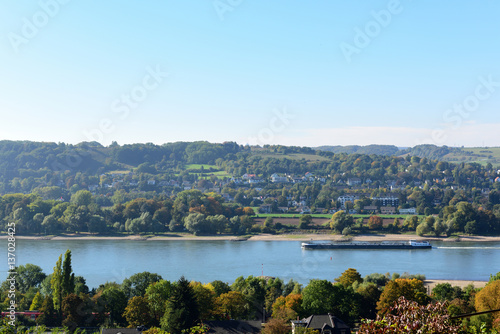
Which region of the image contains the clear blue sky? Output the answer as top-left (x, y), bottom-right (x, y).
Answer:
top-left (1, 1), bottom-right (499, 148)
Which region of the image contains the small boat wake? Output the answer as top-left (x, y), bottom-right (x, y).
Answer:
top-left (436, 246), bottom-right (500, 250)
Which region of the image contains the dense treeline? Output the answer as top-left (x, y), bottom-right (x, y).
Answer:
top-left (0, 190), bottom-right (258, 235)
top-left (3, 253), bottom-right (499, 333)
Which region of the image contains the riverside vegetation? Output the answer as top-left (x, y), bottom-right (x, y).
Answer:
top-left (2, 251), bottom-right (500, 333)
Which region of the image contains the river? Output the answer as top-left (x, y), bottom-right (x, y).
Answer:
top-left (2, 239), bottom-right (499, 288)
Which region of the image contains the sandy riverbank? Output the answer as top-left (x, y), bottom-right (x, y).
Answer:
top-left (424, 279), bottom-right (487, 291)
top-left (6, 233), bottom-right (500, 242)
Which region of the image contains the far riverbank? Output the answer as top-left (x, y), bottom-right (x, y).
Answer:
top-left (5, 233), bottom-right (500, 242)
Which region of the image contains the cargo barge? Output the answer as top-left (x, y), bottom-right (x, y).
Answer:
top-left (301, 240), bottom-right (432, 250)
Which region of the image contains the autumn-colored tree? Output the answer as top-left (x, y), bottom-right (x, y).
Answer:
top-left (335, 268), bottom-right (363, 287)
top-left (215, 291), bottom-right (247, 320)
top-left (271, 293), bottom-right (304, 321)
top-left (475, 280), bottom-right (500, 329)
top-left (205, 280), bottom-right (231, 297)
top-left (123, 296), bottom-right (154, 328)
top-left (261, 318), bottom-right (291, 334)
top-left (61, 293), bottom-right (84, 331)
top-left (190, 281), bottom-right (216, 320)
top-left (359, 296), bottom-right (462, 333)
top-left (376, 278), bottom-right (429, 315)
top-left (367, 215), bottom-right (383, 230)
top-left (242, 207), bottom-right (255, 216)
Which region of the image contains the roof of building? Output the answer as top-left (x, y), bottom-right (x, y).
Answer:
top-left (295, 314), bottom-right (351, 331)
top-left (102, 328), bottom-right (144, 334)
top-left (205, 320), bottom-right (261, 334)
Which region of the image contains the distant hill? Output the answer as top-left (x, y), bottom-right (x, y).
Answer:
top-left (315, 144), bottom-right (500, 165)
top-left (399, 145), bottom-right (500, 165)
top-left (315, 145), bottom-right (400, 156)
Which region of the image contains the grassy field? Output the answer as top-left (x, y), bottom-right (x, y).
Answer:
top-left (254, 213), bottom-right (422, 219)
top-left (185, 164), bottom-right (219, 170)
top-left (252, 152), bottom-right (331, 163)
top-left (199, 170), bottom-right (232, 179)
top-left (108, 170), bottom-right (131, 174)
top-left (444, 147), bottom-right (500, 165)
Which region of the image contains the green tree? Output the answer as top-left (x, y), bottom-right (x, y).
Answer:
top-left (121, 271), bottom-right (163, 299)
top-left (302, 279), bottom-right (336, 315)
top-left (123, 296), bottom-right (154, 328)
top-left (61, 249), bottom-right (75, 297)
top-left (161, 276), bottom-right (200, 333)
top-left (30, 291), bottom-right (43, 311)
top-left (329, 211), bottom-right (354, 233)
top-left (101, 285), bottom-right (128, 326)
top-left (37, 295), bottom-right (57, 327)
top-left (70, 190), bottom-right (93, 206)
top-left (50, 254), bottom-right (63, 315)
top-left (146, 280), bottom-right (173, 325)
top-left (15, 263), bottom-right (46, 293)
top-left (431, 283), bottom-right (463, 302)
top-left (335, 268), bottom-right (363, 287)
top-left (298, 214), bottom-right (313, 229)
top-left (206, 280), bottom-right (231, 297)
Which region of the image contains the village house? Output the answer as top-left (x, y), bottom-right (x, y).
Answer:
top-left (380, 206), bottom-right (396, 214)
top-left (271, 173), bottom-right (288, 183)
top-left (399, 207), bottom-right (417, 215)
top-left (337, 195), bottom-right (359, 207)
top-left (291, 314), bottom-right (351, 334)
top-left (258, 204), bottom-right (272, 214)
top-left (371, 195), bottom-right (399, 207)
top-left (363, 205), bottom-right (378, 214)
top-left (347, 178), bottom-right (361, 186)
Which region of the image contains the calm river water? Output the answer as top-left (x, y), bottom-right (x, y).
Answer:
top-left (2, 239), bottom-right (499, 288)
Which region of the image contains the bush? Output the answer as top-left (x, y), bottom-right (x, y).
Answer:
top-left (342, 227), bottom-right (352, 236)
